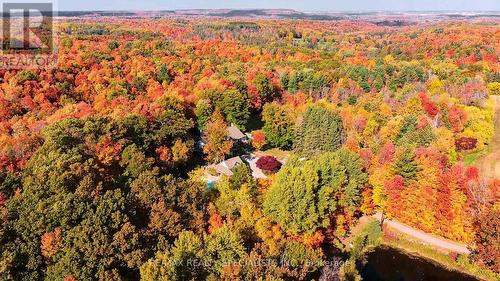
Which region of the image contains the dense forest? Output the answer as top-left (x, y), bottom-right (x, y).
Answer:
top-left (0, 17), bottom-right (499, 280)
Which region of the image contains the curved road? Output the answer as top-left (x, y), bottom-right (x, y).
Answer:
top-left (373, 213), bottom-right (471, 254)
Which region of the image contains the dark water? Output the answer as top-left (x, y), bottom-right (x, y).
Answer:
top-left (359, 247), bottom-right (480, 281)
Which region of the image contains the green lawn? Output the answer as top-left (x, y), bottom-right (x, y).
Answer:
top-left (254, 149), bottom-right (291, 161)
top-left (463, 149), bottom-right (488, 166)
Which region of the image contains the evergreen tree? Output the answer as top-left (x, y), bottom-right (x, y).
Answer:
top-left (294, 105), bottom-right (344, 156)
top-left (195, 99), bottom-right (213, 131)
top-left (280, 72), bottom-right (290, 91)
top-left (219, 89), bottom-right (251, 130)
top-left (392, 145), bottom-right (420, 182)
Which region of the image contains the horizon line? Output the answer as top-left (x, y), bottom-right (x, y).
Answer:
top-left (53, 8), bottom-right (500, 13)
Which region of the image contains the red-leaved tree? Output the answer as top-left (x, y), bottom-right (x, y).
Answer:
top-left (455, 137), bottom-right (477, 151)
top-left (256, 155), bottom-right (282, 174)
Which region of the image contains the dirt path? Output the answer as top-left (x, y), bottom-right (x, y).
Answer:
top-left (475, 96), bottom-right (500, 181)
top-left (373, 213), bottom-right (471, 255)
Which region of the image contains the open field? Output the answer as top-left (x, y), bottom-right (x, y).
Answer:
top-left (475, 96), bottom-right (500, 181)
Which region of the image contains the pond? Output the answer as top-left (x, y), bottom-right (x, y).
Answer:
top-left (359, 246), bottom-right (480, 281)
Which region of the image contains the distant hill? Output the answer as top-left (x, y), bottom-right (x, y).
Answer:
top-left (55, 9), bottom-right (337, 20)
top-left (51, 9), bottom-right (500, 22)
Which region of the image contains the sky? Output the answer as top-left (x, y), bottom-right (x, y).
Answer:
top-left (58, 0), bottom-right (500, 12)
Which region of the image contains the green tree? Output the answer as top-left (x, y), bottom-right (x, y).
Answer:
top-left (140, 231), bottom-right (205, 281)
top-left (108, 40), bottom-right (119, 50)
top-left (264, 150), bottom-right (366, 234)
top-left (0, 112), bottom-right (203, 280)
top-left (392, 64), bottom-right (427, 89)
top-left (287, 71), bottom-right (304, 93)
top-left (219, 89), bottom-right (251, 130)
top-left (0, 171), bottom-right (21, 198)
top-left (156, 63), bottom-right (172, 84)
top-left (294, 105), bottom-right (344, 156)
top-left (263, 158), bottom-right (323, 234)
top-left (214, 164), bottom-right (256, 218)
top-left (315, 149), bottom-right (368, 212)
top-left (347, 95), bottom-right (357, 105)
top-left (280, 72), bottom-right (290, 90)
top-left (195, 99), bottom-right (213, 130)
top-left (132, 75), bottom-right (148, 93)
top-left (262, 103), bottom-right (295, 149)
top-left (121, 144), bottom-right (155, 178)
top-left (1, 190), bottom-right (88, 280)
top-left (16, 70), bottom-right (39, 83)
top-left (121, 115), bottom-right (151, 149)
top-left (253, 74), bottom-right (275, 104)
top-left (392, 145), bottom-right (419, 182)
top-left (154, 96), bottom-right (195, 143)
top-left (282, 241), bottom-right (324, 275)
top-left (45, 190), bottom-right (142, 281)
top-left (396, 115), bottom-right (417, 144)
top-left (204, 225), bottom-right (246, 274)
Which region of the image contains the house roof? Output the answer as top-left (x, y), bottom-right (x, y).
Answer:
top-left (221, 156), bottom-right (244, 170)
top-left (205, 156), bottom-right (244, 178)
top-left (227, 125), bottom-right (246, 140)
top-left (214, 164), bottom-right (233, 176)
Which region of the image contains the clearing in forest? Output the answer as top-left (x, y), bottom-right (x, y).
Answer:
top-left (475, 96), bottom-right (500, 181)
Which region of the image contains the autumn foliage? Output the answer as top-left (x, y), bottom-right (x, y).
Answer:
top-left (0, 15), bottom-right (498, 280)
top-left (256, 155), bottom-right (282, 173)
top-left (455, 137), bottom-right (478, 151)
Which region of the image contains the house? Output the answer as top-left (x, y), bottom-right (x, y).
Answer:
top-left (217, 156), bottom-right (245, 176)
top-left (227, 124), bottom-right (248, 143)
top-left (204, 155), bottom-right (270, 185)
top-left (197, 124), bottom-right (248, 151)
top-left (204, 156), bottom-right (245, 183)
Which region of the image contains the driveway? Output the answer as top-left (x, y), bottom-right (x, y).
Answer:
top-left (247, 156), bottom-right (267, 179)
top-left (373, 213), bottom-right (471, 255)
